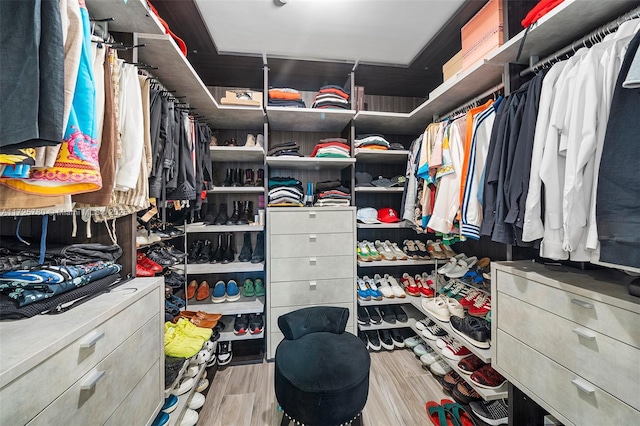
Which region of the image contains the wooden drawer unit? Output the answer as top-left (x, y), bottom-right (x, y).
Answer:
top-left (497, 292), bottom-right (640, 410)
top-left (268, 208), bottom-right (354, 235)
top-left (269, 303), bottom-right (355, 332)
top-left (496, 330), bottom-right (640, 425)
top-left (270, 255), bottom-right (354, 282)
top-left (270, 232), bottom-right (354, 258)
top-left (270, 278), bottom-right (354, 307)
top-left (28, 316), bottom-right (161, 425)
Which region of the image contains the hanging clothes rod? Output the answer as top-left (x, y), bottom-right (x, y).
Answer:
top-left (437, 83), bottom-right (504, 122)
top-left (520, 6), bottom-right (640, 77)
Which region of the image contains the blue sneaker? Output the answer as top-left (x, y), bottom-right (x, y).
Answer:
top-left (151, 412), bottom-right (169, 426)
top-left (356, 278), bottom-right (372, 301)
top-left (161, 394), bottom-right (178, 414)
top-left (226, 280), bottom-right (240, 302)
top-left (366, 278), bottom-right (383, 301)
top-left (169, 295), bottom-right (185, 308)
top-left (212, 280), bottom-right (226, 303)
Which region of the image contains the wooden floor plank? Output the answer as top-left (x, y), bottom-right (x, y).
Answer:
top-left (213, 393), bottom-right (255, 426)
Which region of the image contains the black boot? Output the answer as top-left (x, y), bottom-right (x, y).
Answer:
top-left (187, 240), bottom-right (203, 264)
top-left (254, 168), bottom-right (264, 187)
top-left (251, 232), bottom-right (264, 263)
top-left (214, 203), bottom-right (229, 225)
top-left (238, 232), bottom-right (252, 262)
top-left (202, 203), bottom-right (216, 225)
top-left (227, 201), bottom-right (240, 225)
top-left (236, 200), bottom-right (251, 225)
top-left (244, 169), bottom-right (254, 186)
top-left (222, 169), bottom-right (233, 187)
top-left (211, 234), bottom-right (225, 263)
top-left (232, 168), bottom-right (243, 187)
top-left (196, 240), bottom-right (213, 263)
top-left (193, 203), bottom-right (207, 223)
top-left (222, 233), bottom-right (235, 263)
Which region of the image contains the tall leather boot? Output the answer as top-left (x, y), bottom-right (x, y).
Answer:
top-left (222, 168), bottom-right (233, 187)
top-left (251, 232), bottom-right (264, 263)
top-left (254, 168), bottom-right (264, 187)
top-left (226, 201), bottom-right (240, 225)
top-left (213, 203), bottom-right (229, 225)
top-left (238, 232), bottom-right (252, 262)
top-left (244, 169), bottom-right (254, 186)
top-left (232, 168), bottom-right (243, 187)
top-left (222, 233), bottom-right (235, 263)
top-left (211, 233), bottom-right (225, 263)
top-left (236, 200), bottom-right (252, 225)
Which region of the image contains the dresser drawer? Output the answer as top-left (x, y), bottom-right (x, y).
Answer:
top-left (104, 359), bottom-right (162, 426)
top-left (496, 270), bottom-right (640, 348)
top-left (28, 316), bottom-right (161, 426)
top-left (270, 256), bottom-right (354, 282)
top-left (270, 232), bottom-right (354, 258)
top-left (269, 303), bottom-right (355, 335)
top-left (270, 278), bottom-right (354, 307)
top-left (497, 293), bottom-right (640, 410)
top-left (496, 330), bottom-right (640, 425)
top-left (269, 209), bottom-right (353, 234)
top-left (0, 290), bottom-right (160, 426)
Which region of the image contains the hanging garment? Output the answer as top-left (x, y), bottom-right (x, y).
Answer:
top-left (401, 134), bottom-right (422, 224)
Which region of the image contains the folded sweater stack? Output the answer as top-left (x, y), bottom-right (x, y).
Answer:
top-left (268, 88), bottom-right (306, 108)
top-left (314, 180), bottom-right (351, 207)
top-left (310, 138), bottom-right (350, 158)
top-left (354, 134), bottom-right (391, 150)
top-left (311, 85), bottom-right (350, 109)
top-left (268, 141), bottom-right (302, 157)
top-left (268, 177), bottom-right (304, 207)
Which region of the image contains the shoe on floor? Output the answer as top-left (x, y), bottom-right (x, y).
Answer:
top-left (161, 394), bottom-right (179, 414)
top-left (379, 329), bottom-right (395, 351)
top-left (365, 330), bottom-right (381, 351)
top-left (187, 392), bottom-right (206, 410)
top-left (179, 408), bottom-right (199, 426)
top-left (217, 341), bottom-right (232, 365)
top-left (469, 399), bottom-right (508, 425)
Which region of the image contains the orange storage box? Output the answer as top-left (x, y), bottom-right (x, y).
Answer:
top-left (461, 0), bottom-right (504, 70)
top-left (443, 50), bottom-right (464, 81)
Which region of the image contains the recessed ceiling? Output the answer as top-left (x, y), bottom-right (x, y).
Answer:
top-left (194, 0), bottom-right (466, 66)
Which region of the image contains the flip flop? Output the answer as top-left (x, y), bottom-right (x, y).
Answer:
top-left (442, 400), bottom-right (477, 426)
top-left (426, 399), bottom-right (461, 426)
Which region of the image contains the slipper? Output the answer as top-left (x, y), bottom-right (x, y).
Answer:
top-left (426, 399), bottom-right (461, 426)
top-left (442, 400), bottom-right (477, 426)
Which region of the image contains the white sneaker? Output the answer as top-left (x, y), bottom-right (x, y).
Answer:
top-left (187, 392), bottom-right (205, 410)
top-left (446, 297), bottom-right (465, 318)
top-left (184, 365), bottom-right (199, 378)
top-left (386, 240), bottom-right (408, 260)
top-left (445, 259), bottom-right (470, 278)
top-left (422, 321), bottom-right (446, 340)
top-left (374, 274), bottom-right (395, 298)
top-left (404, 336), bottom-right (421, 348)
top-left (437, 258), bottom-right (459, 275)
top-left (420, 350), bottom-right (439, 366)
top-left (422, 296), bottom-right (451, 322)
top-left (415, 318), bottom-right (430, 331)
top-left (384, 274), bottom-right (407, 298)
top-left (179, 408), bottom-right (199, 426)
top-left (172, 377), bottom-right (195, 396)
top-left (375, 240), bottom-right (396, 260)
top-left (429, 358), bottom-right (452, 376)
top-left (413, 343), bottom-right (429, 357)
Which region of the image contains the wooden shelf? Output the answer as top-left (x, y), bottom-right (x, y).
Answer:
top-left (266, 156), bottom-right (355, 170)
top-left (184, 224), bottom-right (264, 233)
top-left (266, 107), bottom-right (355, 132)
top-left (207, 186), bottom-right (265, 194)
top-left (354, 149), bottom-right (410, 163)
top-left (357, 259), bottom-right (437, 268)
top-left (353, 111), bottom-right (413, 135)
top-left (187, 296), bottom-right (265, 316)
top-left (85, 0), bottom-right (164, 35)
top-left (173, 261), bottom-right (264, 274)
top-left (218, 315), bottom-right (265, 341)
top-left (354, 187), bottom-right (404, 193)
top-left (209, 146), bottom-right (265, 162)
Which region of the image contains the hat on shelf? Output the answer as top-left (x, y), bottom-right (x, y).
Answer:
top-left (371, 176), bottom-right (393, 187)
top-left (389, 175), bottom-right (407, 187)
top-left (355, 171), bottom-right (374, 187)
top-left (389, 143), bottom-right (405, 150)
top-left (356, 207), bottom-right (381, 224)
top-left (377, 207), bottom-right (401, 223)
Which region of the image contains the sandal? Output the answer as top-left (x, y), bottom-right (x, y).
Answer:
top-left (426, 399), bottom-right (461, 426)
top-left (442, 400), bottom-right (477, 426)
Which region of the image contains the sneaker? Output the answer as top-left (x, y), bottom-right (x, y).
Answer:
top-left (415, 318), bottom-right (430, 331)
top-left (404, 336), bottom-right (421, 349)
top-left (172, 377), bottom-right (195, 396)
top-left (391, 305), bottom-right (408, 322)
top-left (365, 277), bottom-right (384, 300)
top-left (195, 378), bottom-right (209, 392)
top-left (457, 354), bottom-right (486, 375)
top-left (469, 399), bottom-right (509, 425)
top-left (358, 330), bottom-right (369, 347)
top-left (378, 305), bottom-right (396, 324)
top-left (386, 240), bottom-right (408, 260)
top-left (390, 329), bottom-right (405, 348)
top-left (357, 306), bottom-right (370, 325)
top-left (248, 313), bottom-right (264, 334)
top-left (452, 381), bottom-right (483, 405)
top-left (364, 241), bottom-right (382, 261)
top-left (460, 289), bottom-right (482, 308)
top-left (469, 294), bottom-right (491, 317)
top-left (471, 365), bottom-right (507, 389)
top-left (180, 408), bottom-right (199, 426)
top-left (161, 394), bottom-right (179, 414)
top-left (413, 343), bottom-right (429, 357)
top-left (419, 349), bottom-right (439, 366)
top-left (187, 392), bottom-right (206, 410)
top-left (233, 314), bottom-right (249, 335)
top-left (373, 274), bottom-right (395, 298)
top-left (356, 278), bottom-right (372, 301)
top-left (357, 242), bottom-right (373, 262)
top-left (445, 297), bottom-right (465, 318)
top-left (365, 306), bottom-right (382, 324)
top-left (217, 341), bottom-right (232, 365)
top-left (211, 280), bottom-right (226, 303)
top-left (426, 240), bottom-right (447, 259)
top-left (401, 273), bottom-right (421, 296)
top-left (374, 239), bottom-right (396, 260)
top-left (429, 357), bottom-right (452, 376)
top-left (226, 280), bottom-right (241, 302)
top-left (366, 330), bottom-right (381, 351)
top-left (422, 296), bottom-right (451, 322)
top-left (384, 274), bottom-right (407, 298)
top-left (438, 371), bottom-right (463, 391)
top-left (421, 320), bottom-right (448, 340)
top-left (450, 315), bottom-right (491, 349)
top-left (441, 338), bottom-right (472, 361)
top-left (415, 274), bottom-right (435, 297)
top-left (379, 329), bottom-right (395, 350)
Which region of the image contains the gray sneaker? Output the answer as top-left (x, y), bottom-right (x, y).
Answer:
top-left (469, 399), bottom-right (508, 425)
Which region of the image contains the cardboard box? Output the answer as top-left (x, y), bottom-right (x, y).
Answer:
top-left (461, 0), bottom-right (503, 69)
top-left (220, 90), bottom-right (262, 107)
top-left (443, 50), bottom-right (463, 81)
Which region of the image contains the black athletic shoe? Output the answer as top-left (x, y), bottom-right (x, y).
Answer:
top-left (365, 330), bottom-right (381, 351)
top-left (365, 306), bottom-right (382, 324)
top-left (357, 306), bottom-right (370, 325)
top-left (390, 329), bottom-right (405, 348)
top-left (358, 330), bottom-right (368, 347)
top-left (233, 315), bottom-right (249, 335)
top-left (391, 305), bottom-right (408, 322)
top-left (378, 305), bottom-right (396, 324)
top-left (379, 329), bottom-right (395, 351)
top-left (248, 313), bottom-right (264, 334)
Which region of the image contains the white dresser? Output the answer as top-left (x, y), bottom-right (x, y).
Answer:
top-left (0, 277), bottom-right (164, 426)
top-left (266, 207), bottom-right (357, 359)
top-left (492, 261), bottom-right (640, 425)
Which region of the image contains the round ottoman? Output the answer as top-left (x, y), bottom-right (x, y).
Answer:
top-left (275, 331), bottom-right (370, 426)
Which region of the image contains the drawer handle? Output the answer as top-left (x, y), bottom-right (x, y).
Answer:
top-left (571, 378), bottom-right (595, 395)
top-left (81, 370), bottom-right (105, 391)
top-left (309, 258), bottom-right (317, 265)
top-left (80, 330), bottom-right (105, 348)
top-left (309, 234), bottom-right (317, 242)
top-left (309, 281), bottom-right (317, 289)
top-left (571, 299), bottom-right (593, 309)
top-left (309, 212), bottom-right (317, 218)
top-left (572, 327), bottom-right (596, 340)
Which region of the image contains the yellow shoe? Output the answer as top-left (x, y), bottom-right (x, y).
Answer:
top-left (164, 327), bottom-right (205, 358)
top-left (175, 318), bottom-right (212, 341)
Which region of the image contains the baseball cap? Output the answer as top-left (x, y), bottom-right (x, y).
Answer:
top-left (355, 171), bottom-right (374, 187)
top-left (356, 207), bottom-right (381, 224)
top-left (389, 175), bottom-right (407, 187)
top-left (371, 176), bottom-right (393, 187)
top-left (378, 207), bottom-right (401, 223)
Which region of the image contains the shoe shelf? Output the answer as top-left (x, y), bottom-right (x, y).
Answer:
top-left (409, 298), bottom-right (492, 363)
top-left (209, 146), bottom-right (265, 162)
top-left (266, 156), bottom-right (356, 170)
top-left (359, 317), bottom-right (417, 332)
top-left (357, 259), bottom-right (438, 268)
top-left (409, 322), bottom-right (507, 401)
top-left (183, 224), bottom-right (264, 233)
top-left (172, 261), bottom-right (264, 274)
top-left (357, 295), bottom-right (422, 307)
top-left (137, 235), bottom-right (185, 249)
top-left (354, 149), bottom-right (411, 163)
top-left (266, 107), bottom-right (355, 132)
top-left (168, 360), bottom-right (208, 426)
top-left (354, 187), bottom-right (405, 193)
top-left (164, 359), bottom-right (190, 398)
top-left (85, 0), bottom-right (164, 35)
top-left (218, 314), bottom-right (265, 342)
top-left (188, 295), bottom-right (265, 316)
top-left (207, 186), bottom-right (265, 194)
top-left (356, 221), bottom-right (410, 229)
top-left (353, 111), bottom-right (414, 135)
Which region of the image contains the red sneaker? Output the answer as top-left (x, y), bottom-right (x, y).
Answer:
top-left (460, 289), bottom-right (482, 308)
top-left (468, 294), bottom-right (491, 317)
top-left (471, 365), bottom-right (506, 389)
top-left (415, 274), bottom-right (435, 297)
top-left (136, 264), bottom-right (154, 277)
top-left (457, 354), bottom-right (485, 374)
top-left (137, 251), bottom-right (162, 273)
top-left (401, 273), bottom-right (421, 296)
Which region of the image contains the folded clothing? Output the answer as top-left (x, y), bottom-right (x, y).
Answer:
top-left (268, 141), bottom-right (302, 157)
top-left (316, 85), bottom-right (350, 100)
top-left (315, 180), bottom-right (342, 192)
top-left (318, 190), bottom-right (351, 199)
top-left (310, 142), bottom-right (350, 158)
top-left (268, 99), bottom-right (307, 108)
top-left (354, 135), bottom-right (390, 149)
top-left (268, 176), bottom-right (302, 190)
top-left (314, 199), bottom-right (351, 206)
top-left (269, 88), bottom-right (302, 100)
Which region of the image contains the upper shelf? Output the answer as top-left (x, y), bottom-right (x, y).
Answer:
top-left (85, 0), bottom-right (164, 35)
top-left (210, 146), bottom-right (265, 162)
top-left (266, 156), bottom-right (355, 170)
top-left (355, 149), bottom-right (410, 163)
top-left (353, 111), bottom-right (413, 135)
top-left (266, 107), bottom-right (355, 132)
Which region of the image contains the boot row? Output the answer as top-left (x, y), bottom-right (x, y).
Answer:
top-left (187, 234), bottom-right (236, 264)
top-left (238, 232), bottom-right (265, 263)
top-left (202, 201), bottom-right (254, 226)
top-left (221, 168), bottom-right (264, 187)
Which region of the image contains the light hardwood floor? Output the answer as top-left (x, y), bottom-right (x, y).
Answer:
top-left (197, 348), bottom-right (449, 426)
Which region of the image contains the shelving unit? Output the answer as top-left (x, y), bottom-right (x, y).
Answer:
top-left (357, 259), bottom-right (437, 268)
top-left (164, 359), bottom-right (190, 397)
top-left (353, 111), bottom-right (414, 135)
top-left (173, 261), bottom-right (265, 274)
top-left (184, 224), bottom-right (264, 233)
top-left (218, 314), bottom-right (265, 341)
top-left (209, 146), bottom-right (265, 162)
top-left (167, 361), bottom-right (208, 426)
top-left (187, 295), bottom-right (265, 316)
top-left (266, 107), bottom-right (355, 132)
top-left (85, 0), bottom-right (165, 35)
top-left (266, 156), bottom-right (355, 170)
top-left (207, 187), bottom-right (265, 194)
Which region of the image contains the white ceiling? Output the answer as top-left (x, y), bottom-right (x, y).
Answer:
top-left (194, 0), bottom-right (466, 66)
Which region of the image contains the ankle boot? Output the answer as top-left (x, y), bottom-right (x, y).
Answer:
top-left (227, 201), bottom-right (240, 225)
top-left (222, 169), bottom-right (233, 187)
top-left (222, 233), bottom-right (235, 263)
top-left (244, 169), bottom-right (254, 187)
top-left (194, 203), bottom-right (207, 223)
top-left (202, 203), bottom-right (217, 225)
top-left (211, 234), bottom-right (225, 263)
top-left (214, 203), bottom-right (229, 225)
top-left (251, 232), bottom-right (264, 263)
top-left (254, 168), bottom-right (264, 187)
top-left (232, 168), bottom-right (243, 187)
top-left (187, 240), bottom-right (203, 264)
top-left (236, 200), bottom-right (251, 225)
top-left (238, 232), bottom-right (252, 262)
